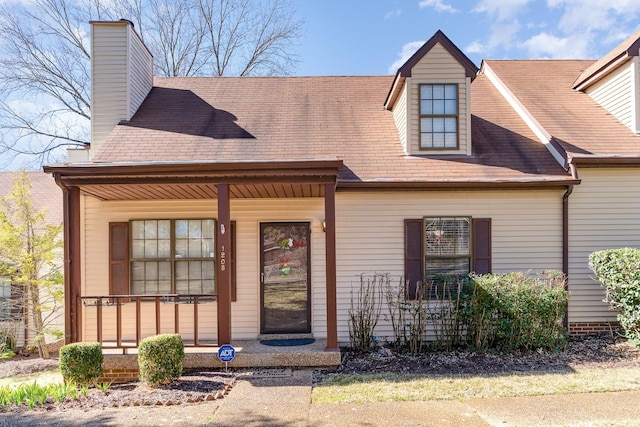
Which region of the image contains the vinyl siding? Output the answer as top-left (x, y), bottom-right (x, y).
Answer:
top-left (90, 22), bottom-right (152, 158)
top-left (91, 23), bottom-right (129, 155)
top-left (335, 190), bottom-right (563, 343)
top-left (568, 168), bottom-right (640, 323)
top-left (128, 28), bottom-right (153, 119)
top-left (408, 43), bottom-right (471, 155)
top-left (587, 62), bottom-right (634, 132)
top-left (81, 196), bottom-right (326, 342)
top-left (392, 84), bottom-right (408, 153)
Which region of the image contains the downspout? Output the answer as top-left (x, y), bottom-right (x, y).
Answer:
top-left (562, 162), bottom-right (578, 330)
top-left (53, 173), bottom-right (73, 344)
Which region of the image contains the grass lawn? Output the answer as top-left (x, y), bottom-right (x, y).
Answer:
top-left (0, 369), bottom-right (63, 388)
top-left (312, 367), bottom-right (640, 403)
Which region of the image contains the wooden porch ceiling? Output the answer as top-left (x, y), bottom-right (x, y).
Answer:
top-left (44, 159), bottom-right (342, 201)
top-left (79, 182), bottom-right (325, 200)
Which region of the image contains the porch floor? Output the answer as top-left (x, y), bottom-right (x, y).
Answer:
top-left (102, 339), bottom-right (341, 372)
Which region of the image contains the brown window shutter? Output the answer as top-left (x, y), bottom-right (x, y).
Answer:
top-left (472, 218), bottom-right (492, 274)
top-left (405, 219), bottom-right (424, 298)
top-left (230, 221), bottom-right (237, 302)
top-left (109, 222), bottom-right (130, 295)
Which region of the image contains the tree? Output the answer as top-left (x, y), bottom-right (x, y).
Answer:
top-left (0, 0), bottom-right (302, 167)
top-left (0, 171), bottom-right (63, 358)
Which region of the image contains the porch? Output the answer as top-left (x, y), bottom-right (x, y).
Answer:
top-left (100, 338), bottom-right (341, 383)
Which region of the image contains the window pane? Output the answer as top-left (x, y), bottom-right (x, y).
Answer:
top-left (144, 240), bottom-right (157, 258)
top-left (145, 262), bottom-right (158, 280)
top-left (203, 261), bottom-right (215, 280)
top-left (421, 100), bottom-right (433, 114)
top-left (444, 84), bottom-right (457, 99)
top-left (144, 220), bottom-right (157, 239)
top-left (132, 281), bottom-right (145, 294)
top-left (132, 262), bottom-right (144, 281)
top-left (203, 239), bottom-right (214, 258)
top-left (189, 261), bottom-right (202, 279)
top-left (158, 239), bottom-right (171, 258)
top-left (132, 240), bottom-right (144, 258)
top-left (158, 220), bottom-right (171, 239)
top-left (158, 262), bottom-right (171, 280)
top-left (175, 239), bottom-right (187, 258)
top-left (445, 117), bottom-right (457, 132)
top-left (202, 220), bottom-right (214, 239)
top-left (433, 84), bottom-right (444, 99)
top-left (421, 118), bottom-right (432, 133)
top-left (420, 85), bottom-right (432, 99)
top-left (175, 261), bottom-right (188, 281)
top-left (433, 133), bottom-right (445, 148)
top-left (132, 221), bottom-right (144, 239)
top-left (433, 100), bottom-right (445, 114)
top-left (175, 220), bottom-right (188, 239)
top-left (425, 217), bottom-right (470, 256)
top-left (425, 258), bottom-right (470, 275)
top-left (444, 99), bottom-right (457, 114)
top-left (421, 133), bottom-right (433, 148)
top-left (433, 118), bottom-right (445, 132)
top-left (158, 280), bottom-right (171, 294)
top-left (445, 133), bottom-right (457, 148)
top-left (202, 280), bottom-right (215, 293)
top-left (189, 239), bottom-right (202, 257)
top-left (189, 220), bottom-right (202, 238)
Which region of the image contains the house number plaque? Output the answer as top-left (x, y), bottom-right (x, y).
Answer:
top-left (220, 245), bottom-right (226, 272)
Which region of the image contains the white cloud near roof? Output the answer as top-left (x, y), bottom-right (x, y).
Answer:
top-left (384, 9), bottom-right (402, 19)
top-left (388, 40), bottom-right (425, 73)
top-left (521, 32), bottom-right (590, 58)
top-left (419, 0), bottom-right (458, 13)
top-left (473, 0), bottom-right (533, 21)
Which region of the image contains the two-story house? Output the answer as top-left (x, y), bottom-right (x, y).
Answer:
top-left (44, 21), bottom-right (640, 356)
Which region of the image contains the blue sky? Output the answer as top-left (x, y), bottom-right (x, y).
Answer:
top-left (294, 0), bottom-right (640, 76)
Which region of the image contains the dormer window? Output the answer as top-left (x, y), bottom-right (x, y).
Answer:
top-left (419, 84), bottom-right (458, 150)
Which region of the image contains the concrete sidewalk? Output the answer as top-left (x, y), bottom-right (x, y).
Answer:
top-left (211, 369), bottom-right (640, 426)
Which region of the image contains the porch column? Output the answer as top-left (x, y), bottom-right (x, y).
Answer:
top-left (324, 183), bottom-right (338, 351)
top-left (61, 183), bottom-right (82, 344)
top-left (216, 184), bottom-right (232, 344)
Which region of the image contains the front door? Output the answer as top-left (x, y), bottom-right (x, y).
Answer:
top-left (260, 222), bottom-right (311, 334)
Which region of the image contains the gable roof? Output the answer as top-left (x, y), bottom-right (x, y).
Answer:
top-left (83, 74), bottom-right (574, 190)
top-left (384, 30), bottom-right (478, 110)
top-left (486, 59), bottom-right (640, 164)
top-left (573, 29), bottom-right (640, 90)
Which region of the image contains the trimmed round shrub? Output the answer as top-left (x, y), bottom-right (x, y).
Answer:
top-left (59, 342), bottom-right (103, 385)
top-left (138, 334), bottom-right (184, 386)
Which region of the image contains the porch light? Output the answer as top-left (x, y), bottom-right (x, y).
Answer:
top-left (322, 219), bottom-right (327, 232)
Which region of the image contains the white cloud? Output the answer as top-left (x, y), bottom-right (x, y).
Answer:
top-left (419, 0), bottom-right (458, 13)
top-left (388, 40), bottom-right (425, 73)
top-left (384, 9), bottom-right (402, 19)
top-left (465, 40), bottom-right (487, 54)
top-left (473, 0), bottom-right (533, 21)
top-left (548, 0), bottom-right (640, 33)
top-left (521, 32), bottom-right (590, 58)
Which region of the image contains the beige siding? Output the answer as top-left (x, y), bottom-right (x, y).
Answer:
top-left (407, 43), bottom-right (471, 155)
top-left (392, 83), bottom-right (408, 153)
top-left (90, 22), bottom-right (152, 158)
top-left (335, 190), bottom-right (563, 343)
top-left (568, 168), bottom-right (640, 323)
top-left (587, 62), bottom-right (634, 132)
top-left (91, 23), bottom-right (128, 155)
top-left (81, 196), bottom-right (326, 342)
top-left (128, 28), bottom-right (153, 119)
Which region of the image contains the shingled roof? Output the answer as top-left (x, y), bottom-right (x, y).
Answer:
top-left (486, 60), bottom-right (640, 162)
top-left (92, 74), bottom-right (573, 187)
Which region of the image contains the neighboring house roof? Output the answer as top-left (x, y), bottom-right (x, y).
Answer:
top-left (92, 75), bottom-right (573, 187)
top-left (573, 28), bottom-right (640, 90)
top-left (485, 60), bottom-right (640, 163)
top-left (0, 172), bottom-right (63, 226)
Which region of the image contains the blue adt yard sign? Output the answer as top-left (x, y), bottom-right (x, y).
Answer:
top-left (218, 344), bottom-right (235, 363)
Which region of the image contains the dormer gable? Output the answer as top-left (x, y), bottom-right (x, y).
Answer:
top-left (573, 29), bottom-right (640, 135)
top-left (385, 30), bottom-right (478, 156)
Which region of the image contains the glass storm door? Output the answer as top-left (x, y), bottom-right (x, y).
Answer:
top-left (260, 222), bottom-right (311, 334)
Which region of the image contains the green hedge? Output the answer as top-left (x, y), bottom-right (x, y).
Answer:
top-left (59, 342), bottom-right (103, 385)
top-left (589, 248), bottom-right (640, 344)
top-left (138, 334), bottom-right (184, 386)
top-left (463, 272), bottom-right (568, 352)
